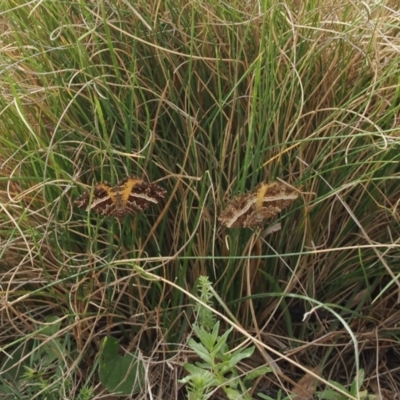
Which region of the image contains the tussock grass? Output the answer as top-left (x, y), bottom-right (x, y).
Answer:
top-left (1, 0), bottom-right (400, 398)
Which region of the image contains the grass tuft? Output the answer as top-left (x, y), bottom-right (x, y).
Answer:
top-left (1, 0), bottom-right (400, 398)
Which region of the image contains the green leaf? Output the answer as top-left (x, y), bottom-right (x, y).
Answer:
top-left (245, 366), bottom-right (272, 382)
top-left (42, 316), bottom-right (62, 336)
top-left (317, 391), bottom-right (340, 399)
top-left (214, 327), bottom-right (232, 355)
top-left (350, 369), bottom-right (364, 394)
top-left (188, 339), bottom-right (213, 364)
top-left (180, 363), bottom-right (218, 387)
top-left (228, 346), bottom-right (255, 367)
top-left (317, 385), bottom-right (347, 400)
top-left (210, 321), bottom-right (221, 344)
top-left (39, 338), bottom-right (64, 366)
top-left (225, 387), bottom-right (243, 399)
top-left (257, 394), bottom-right (274, 400)
top-left (99, 336), bottom-right (145, 395)
top-left (182, 363), bottom-right (209, 376)
top-left (0, 345), bottom-right (29, 382)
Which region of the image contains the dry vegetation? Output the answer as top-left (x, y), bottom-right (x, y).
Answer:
top-left (1, 0), bottom-right (400, 399)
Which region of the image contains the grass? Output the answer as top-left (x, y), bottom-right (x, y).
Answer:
top-left (1, 0), bottom-right (400, 398)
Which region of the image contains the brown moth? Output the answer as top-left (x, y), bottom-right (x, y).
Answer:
top-left (219, 181), bottom-right (298, 228)
top-left (75, 177), bottom-right (167, 220)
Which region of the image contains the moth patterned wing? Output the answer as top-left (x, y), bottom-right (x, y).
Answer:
top-left (246, 182), bottom-right (299, 228)
top-left (218, 193), bottom-right (255, 228)
top-left (243, 206), bottom-right (281, 228)
top-left (126, 180), bottom-right (167, 214)
top-left (75, 177), bottom-right (167, 220)
top-left (75, 183), bottom-right (118, 217)
top-left (219, 181), bottom-right (299, 229)
top-left (259, 182), bottom-right (298, 212)
top-left (74, 192), bottom-right (90, 210)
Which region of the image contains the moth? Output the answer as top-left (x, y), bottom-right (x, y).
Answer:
top-left (219, 181), bottom-right (298, 228)
top-left (75, 177), bottom-right (167, 220)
